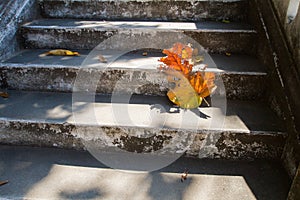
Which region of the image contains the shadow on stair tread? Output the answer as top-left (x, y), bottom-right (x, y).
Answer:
top-left (0, 145), bottom-right (291, 200)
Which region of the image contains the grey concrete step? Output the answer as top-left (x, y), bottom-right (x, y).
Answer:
top-left (1, 49), bottom-right (266, 100)
top-left (0, 90), bottom-right (286, 160)
top-left (40, 0), bottom-right (248, 22)
top-left (21, 19), bottom-right (257, 54)
top-left (0, 145), bottom-right (291, 200)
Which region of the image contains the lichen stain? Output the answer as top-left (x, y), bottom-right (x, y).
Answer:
top-left (112, 134), bottom-right (172, 153)
top-left (215, 132), bottom-right (286, 159)
top-left (0, 121), bottom-right (83, 149)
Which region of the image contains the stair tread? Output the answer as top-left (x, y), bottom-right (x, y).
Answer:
top-left (3, 49), bottom-right (265, 75)
top-left (21, 19), bottom-right (256, 54)
top-left (23, 19), bottom-right (255, 32)
top-left (0, 90), bottom-right (284, 133)
top-left (0, 145), bottom-right (291, 200)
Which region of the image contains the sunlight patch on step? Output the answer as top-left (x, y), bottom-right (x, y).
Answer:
top-left (74, 21), bottom-right (198, 30)
top-left (25, 164), bottom-right (256, 200)
top-left (69, 101), bottom-right (249, 131)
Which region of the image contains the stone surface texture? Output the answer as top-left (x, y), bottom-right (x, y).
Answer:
top-left (1, 49), bottom-right (266, 100)
top-left (40, 0), bottom-right (248, 22)
top-left (288, 164), bottom-right (300, 200)
top-left (0, 0), bottom-right (39, 61)
top-left (0, 90), bottom-right (286, 160)
top-left (20, 19), bottom-right (257, 54)
top-left (251, 0), bottom-right (300, 180)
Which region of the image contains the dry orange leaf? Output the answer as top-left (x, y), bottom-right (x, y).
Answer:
top-left (160, 49), bottom-right (192, 76)
top-left (159, 43), bottom-right (216, 108)
top-left (0, 92), bottom-right (9, 98)
top-left (168, 43), bottom-right (193, 59)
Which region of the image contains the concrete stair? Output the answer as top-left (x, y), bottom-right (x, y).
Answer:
top-left (1, 49), bottom-right (266, 99)
top-left (0, 0), bottom-right (286, 160)
top-left (21, 19), bottom-right (256, 54)
top-left (0, 0), bottom-right (291, 198)
top-left (0, 90), bottom-right (285, 158)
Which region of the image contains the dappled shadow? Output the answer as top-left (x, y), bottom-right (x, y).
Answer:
top-left (0, 145), bottom-right (291, 200)
top-left (147, 171), bottom-right (191, 200)
top-left (0, 90), bottom-right (86, 123)
top-left (60, 189), bottom-right (101, 199)
top-left (0, 145), bottom-right (107, 199)
top-left (160, 157), bottom-right (291, 200)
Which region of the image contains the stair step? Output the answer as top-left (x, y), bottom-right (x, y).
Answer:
top-left (0, 90), bottom-right (286, 160)
top-left (1, 49), bottom-right (266, 100)
top-left (40, 0), bottom-right (248, 22)
top-left (0, 145), bottom-right (290, 200)
top-left (21, 19), bottom-right (257, 54)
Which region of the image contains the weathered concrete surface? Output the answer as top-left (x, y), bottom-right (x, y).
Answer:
top-left (40, 0), bottom-right (248, 22)
top-left (268, 0), bottom-right (300, 182)
top-left (21, 19), bottom-right (257, 54)
top-left (252, 0), bottom-right (300, 178)
top-left (0, 0), bottom-right (39, 61)
top-left (270, 0), bottom-right (300, 76)
top-left (1, 49), bottom-right (266, 100)
top-left (0, 90), bottom-right (286, 159)
top-left (0, 145), bottom-right (291, 200)
top-left (288, 164), bottom-right (300, 200)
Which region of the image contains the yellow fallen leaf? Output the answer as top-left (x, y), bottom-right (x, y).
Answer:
top-left (165, 70), bottom-right (202, 109)
top-left (45, 49), bottom-right (80, 56)
top-left (98, 54), bottom-right (107, 63)
top-left (181, 49), bottom-right (189, 59)
top-left (159, 42), bottom-right (216, 109)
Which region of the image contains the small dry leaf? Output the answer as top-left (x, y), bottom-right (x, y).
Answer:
top-left (0, 180), bottom-right (8, 186)
top-left (225, 52), bottom-right (231, 57)
top-left (194, 55), bottom-right (204, 63)
top-left (222, 19), bottom-right (230, 23)
top-left (193, 48), bottom-right (199, 56)
top-left (181, 169), bottom-right (189, 182)
top-left (98, 54), bottom-right (107, 63)
top-left (0, 92), bottom-right (9, 98)
top-left (142, 52), bottom-right (148, 56)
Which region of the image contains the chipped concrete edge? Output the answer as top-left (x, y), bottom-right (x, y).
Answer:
top-left (0, 64), bottom-right (266, 100)
top-left (0, 119), bottom-right (287, 160)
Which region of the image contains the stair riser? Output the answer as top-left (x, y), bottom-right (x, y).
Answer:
top-left (21, 28), bottom-right (257, 54)
top-left (0, 120), bottom-right (286, 160)
top-left (40, 0), bottom-right (248, 22)
top-left (0, 67), bottom-right (266, 100)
